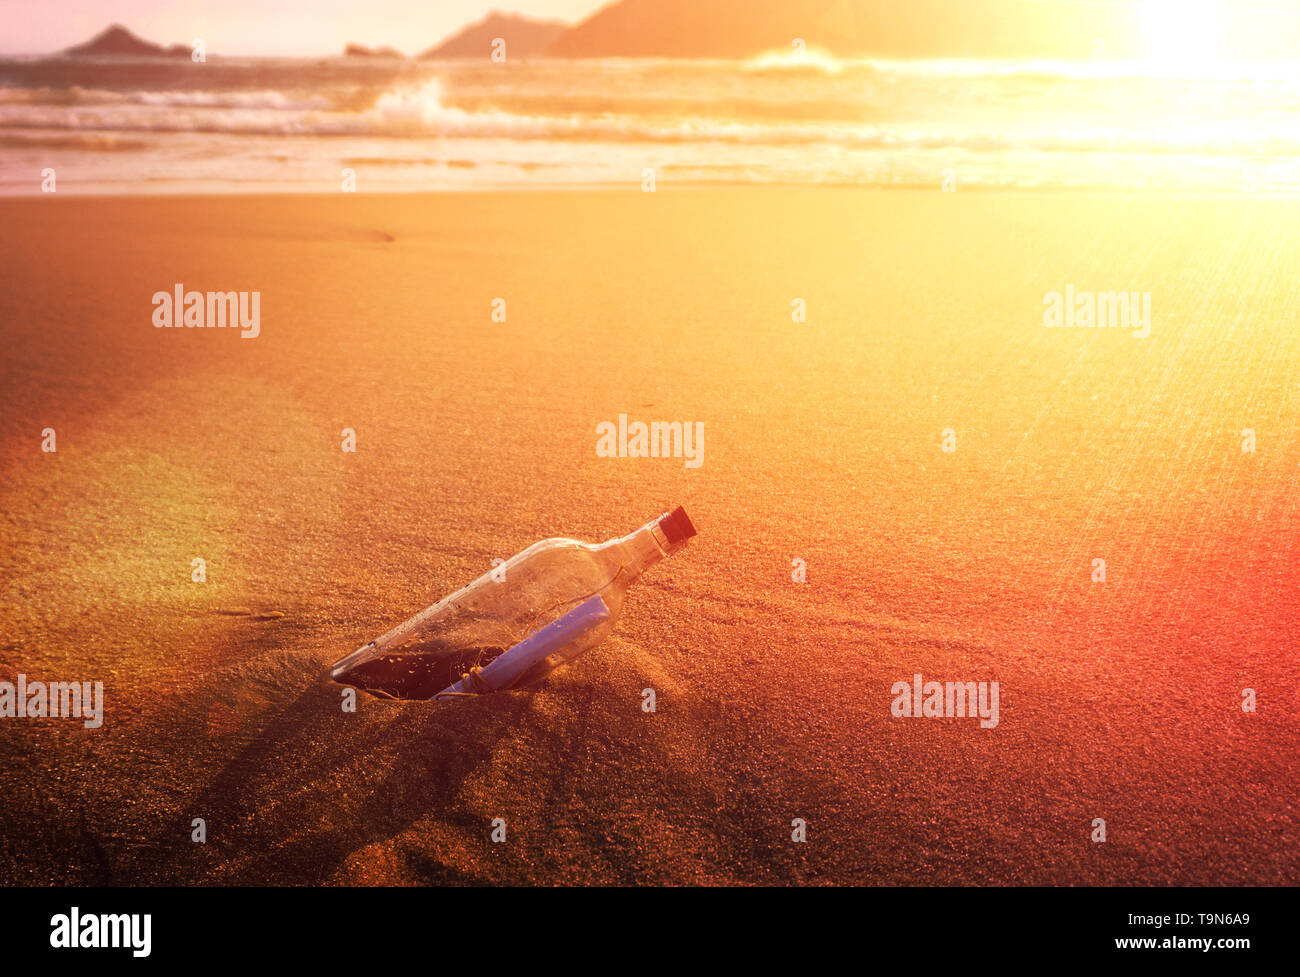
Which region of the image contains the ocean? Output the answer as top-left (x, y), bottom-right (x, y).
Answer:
top-left (2, 52), bottom-right (1300, 194)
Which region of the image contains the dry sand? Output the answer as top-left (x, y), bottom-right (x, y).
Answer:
top-left (0, 190), bottom-right (1296, 884)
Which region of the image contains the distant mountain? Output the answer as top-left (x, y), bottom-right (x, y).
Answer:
top-left (420, 11), bottom-right (569, 60)
top-left (64, 24), bottom-right (191, 58)
top-left (344, 43), bottom-right (407, 59)
top-left (548, 0), bottom-right (1147, 60)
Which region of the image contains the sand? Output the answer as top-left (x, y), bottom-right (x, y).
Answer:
top-left (0, 189), bottom-right (1296, 885)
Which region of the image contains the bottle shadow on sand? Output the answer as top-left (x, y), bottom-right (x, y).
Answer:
top-left (110, 648), bottom-right (550, 885)
top-left (43, 602), bottom-right (707, 885)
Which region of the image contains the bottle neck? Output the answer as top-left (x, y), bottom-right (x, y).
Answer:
top-left (599, 516), bottom-right (676, 580)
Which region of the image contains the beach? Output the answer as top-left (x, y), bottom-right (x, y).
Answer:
top-left (0, 188), bottom-right (1296, 884)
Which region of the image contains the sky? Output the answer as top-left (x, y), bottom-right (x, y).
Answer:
top-left (0, 0), bottom-right (610, 56)
top-left (7, 1), bottom-right (1300, 60)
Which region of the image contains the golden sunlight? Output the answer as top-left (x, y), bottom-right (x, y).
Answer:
top-left (1140, 0), bottom-right (1223, 70)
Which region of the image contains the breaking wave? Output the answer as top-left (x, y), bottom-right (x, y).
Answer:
top-left (3, 55), bottom-right (1300, 192)
top-left (4, 76), bottom-right (1300, 160)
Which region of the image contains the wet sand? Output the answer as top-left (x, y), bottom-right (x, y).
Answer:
top-left (0, 189), bottom-right (1296, 884)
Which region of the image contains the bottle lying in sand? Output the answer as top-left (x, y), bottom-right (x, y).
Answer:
top-left (331, 507), bottom-right (697, 701)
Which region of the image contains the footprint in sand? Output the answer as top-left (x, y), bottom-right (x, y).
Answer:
top-left (216, 608), bottom-right (286, 621)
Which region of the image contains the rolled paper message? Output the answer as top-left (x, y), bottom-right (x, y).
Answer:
top-left (432, 594), bottom-right (611, 699)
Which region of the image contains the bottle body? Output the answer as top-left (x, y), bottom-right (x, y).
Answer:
top-left (331, 508), bottom-right (695, 700)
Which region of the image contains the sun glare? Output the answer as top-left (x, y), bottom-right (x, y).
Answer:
top-left (1140, 0), bottom-right (1222, 71)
